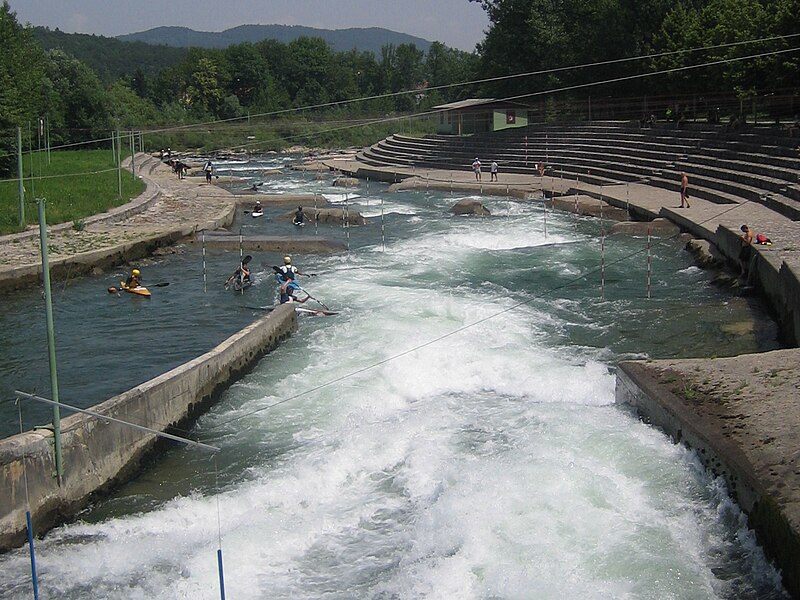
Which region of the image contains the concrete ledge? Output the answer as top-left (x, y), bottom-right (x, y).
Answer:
top-left (0, 303), bottom-right (297, 551)
top-left (616, 359), bottom-right (800, 598)
top-left (190, 232), bottom-right (347, 253)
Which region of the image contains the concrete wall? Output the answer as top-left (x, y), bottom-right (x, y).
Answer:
top-left (715, 224), bottom-right (800, 345)
top-left (0, 304), bottom-right (297, 551)
top-left (616, 363), bottom-right (800, 599)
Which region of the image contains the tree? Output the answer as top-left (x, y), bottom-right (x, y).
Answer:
top-left (43, 49), bottom-right (110, 142)
top-left (0, 1), bottom-right (47, 174)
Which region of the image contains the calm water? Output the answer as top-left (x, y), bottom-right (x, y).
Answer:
top-left (0, 157), bottom-right (787, 598)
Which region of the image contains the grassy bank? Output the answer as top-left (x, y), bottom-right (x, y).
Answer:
top-left (0, 149), bottom-right (145, 235)
top-left (143, 115), bottom-right (436, 155)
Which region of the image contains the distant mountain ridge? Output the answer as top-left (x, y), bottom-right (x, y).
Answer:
top-left (118, 24), bottom-right (433, 55)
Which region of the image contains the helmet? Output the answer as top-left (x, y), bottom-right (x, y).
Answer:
top-left (256, 200), bottom-right (261, 204)
top-left (132, 269), bottom-right (140, 276)
top-left (283, 256), bottom-right (292, 264)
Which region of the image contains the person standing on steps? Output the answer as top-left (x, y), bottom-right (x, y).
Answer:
top-left (490, 160), bottom-right (498, 182)
top-left (472, 157), bottom-right (482, 181)
top-left (680, 172), bottom-right (691, 208)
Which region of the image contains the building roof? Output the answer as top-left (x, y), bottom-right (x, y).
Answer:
top-left (432, 98), bottom-right (531, 111)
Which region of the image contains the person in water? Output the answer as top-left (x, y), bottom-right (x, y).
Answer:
top-left (226, 255), bottom-right (252, 288)
top-left (125, 268), bottom-right (142, 288)
top-left (293, 206), bottom-right (306, 226)
top-left (252, 200), bottom-right (263, 213)
top-left (274, 255), bottom-right (309, 303)
top-left (739, 224), bottom-right (754, 278)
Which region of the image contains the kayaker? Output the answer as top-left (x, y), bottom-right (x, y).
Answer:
top-left (226, 255), bottom-right (252, 288)
top-left (293, 206), bottom-right (306, 226)
top-left (125, 268), bottom-right (142, 289)
top-left (252, 200), bottom-right (263, 214)
top-left (273, 256), bottom-right (309, 303)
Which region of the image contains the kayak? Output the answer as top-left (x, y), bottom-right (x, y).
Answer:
top-left (295, 307), bottom-right (338, 316)
top-left (119, 282), bottom-right (151, 297)
top-left (252, 210), bottom-right (264, 218)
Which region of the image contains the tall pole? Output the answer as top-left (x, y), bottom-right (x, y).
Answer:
top-left (129, 131), bottom-right (136, 179)
top-left (37, 199), bottom-right (64, 485)
top-left (116, 131), bottom-right (122, 198)
top-left (17, 127), bottom-right (25, 228)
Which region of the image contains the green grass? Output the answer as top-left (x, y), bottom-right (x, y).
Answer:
top-left (0, 149), bottom-right (145, 235)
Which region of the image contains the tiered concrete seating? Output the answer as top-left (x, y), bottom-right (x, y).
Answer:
top-left (357, 122), bottom-right (800, 220)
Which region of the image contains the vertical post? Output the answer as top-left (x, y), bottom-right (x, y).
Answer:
top-left (129, 131), bottom-right (136, 179)
top-left (647, 228), bottom-right (652, 299)
top-left (111, 130), bottom-right (116, 165)
top-left (45, 116), bottom-right (51, 164)
top-left (116, 131), bottom-right (122, 198)
top-left (37, 199), bottom-right (63, 485)
top-left (17, 127), bottom-right (25, 228)
top-left (26, 511), bottom-right (39, 600)
top-left (345, 193), bottom-right (350, 252)
top-left (202, 231), bottom-right (207, 293)
top-left (380, 197), bottom-right (385, 252)
top-left (314, 193), bottom-right (318, 237)
top-left (600, 234), bottom-right (605, 300)
top-left (217, 549), bottom-right (226, 600)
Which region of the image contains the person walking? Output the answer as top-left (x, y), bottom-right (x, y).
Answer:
top-left (680, 172), bottom-right (690, 208)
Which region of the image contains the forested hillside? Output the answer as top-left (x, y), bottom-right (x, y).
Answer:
top-left (32, 27), bottom-right (187, 82)
top-left (118, 24), bottom-right (433, 56)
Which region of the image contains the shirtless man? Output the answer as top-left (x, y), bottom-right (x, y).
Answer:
top-left (680, 172), bottom-right (690, 208)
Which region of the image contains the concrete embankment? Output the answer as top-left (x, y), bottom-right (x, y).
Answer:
top-left (0, 304), bottom-right (297, 551)
top-left (616, 356), bottom-right (800, 599)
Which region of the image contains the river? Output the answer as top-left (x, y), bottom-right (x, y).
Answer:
top-left (0, 156), bottom-right (788, 598)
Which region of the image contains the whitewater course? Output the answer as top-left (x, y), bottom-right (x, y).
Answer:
top-left (0, 126), bottom-right (797, 598)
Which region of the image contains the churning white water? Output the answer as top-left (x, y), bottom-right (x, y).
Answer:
top-left (0, 176), bottom-right (787, 599)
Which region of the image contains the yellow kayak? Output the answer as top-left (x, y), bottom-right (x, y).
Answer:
top-left (119, 281), bottom-right (152, 297)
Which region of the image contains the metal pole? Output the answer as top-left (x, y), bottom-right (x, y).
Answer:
top-left (345, 193), bottom-right (350, 252)
top-left (647, 228), bottom-right (652, 299)
top-left (37, 199), bottom-right (63, 484)
top-left (129, 131), bottom-right (136, 179)
top-left (45, 116), bottom-right (51, 164)
top-left (600, 234), bottom-right (605, 299)
top-left (381, 197), bottom-right (385, 252)
top-left (26, 511), bottom-right (39, 600)
top-left (314, 193), bottom-right (318, 237)
top-left (116, 131), bottom-right (122, 197)
top-left (17, 127), bottom-right (25, 227)
top-left (202, 231), bottom-right (207, 293)
top-left (217, 549), bottom-right (227, 600)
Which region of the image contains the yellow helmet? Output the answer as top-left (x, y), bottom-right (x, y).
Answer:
top-left (132, 269), bottom-right (140, 276)
top-left (283, 256), bottom-right (291, 264)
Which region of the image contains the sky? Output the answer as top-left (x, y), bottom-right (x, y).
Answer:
top-left (8, 0), bottom-right (490, 52)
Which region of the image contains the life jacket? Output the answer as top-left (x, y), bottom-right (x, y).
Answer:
top-left (277, 265), bottom-right (297, 281)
